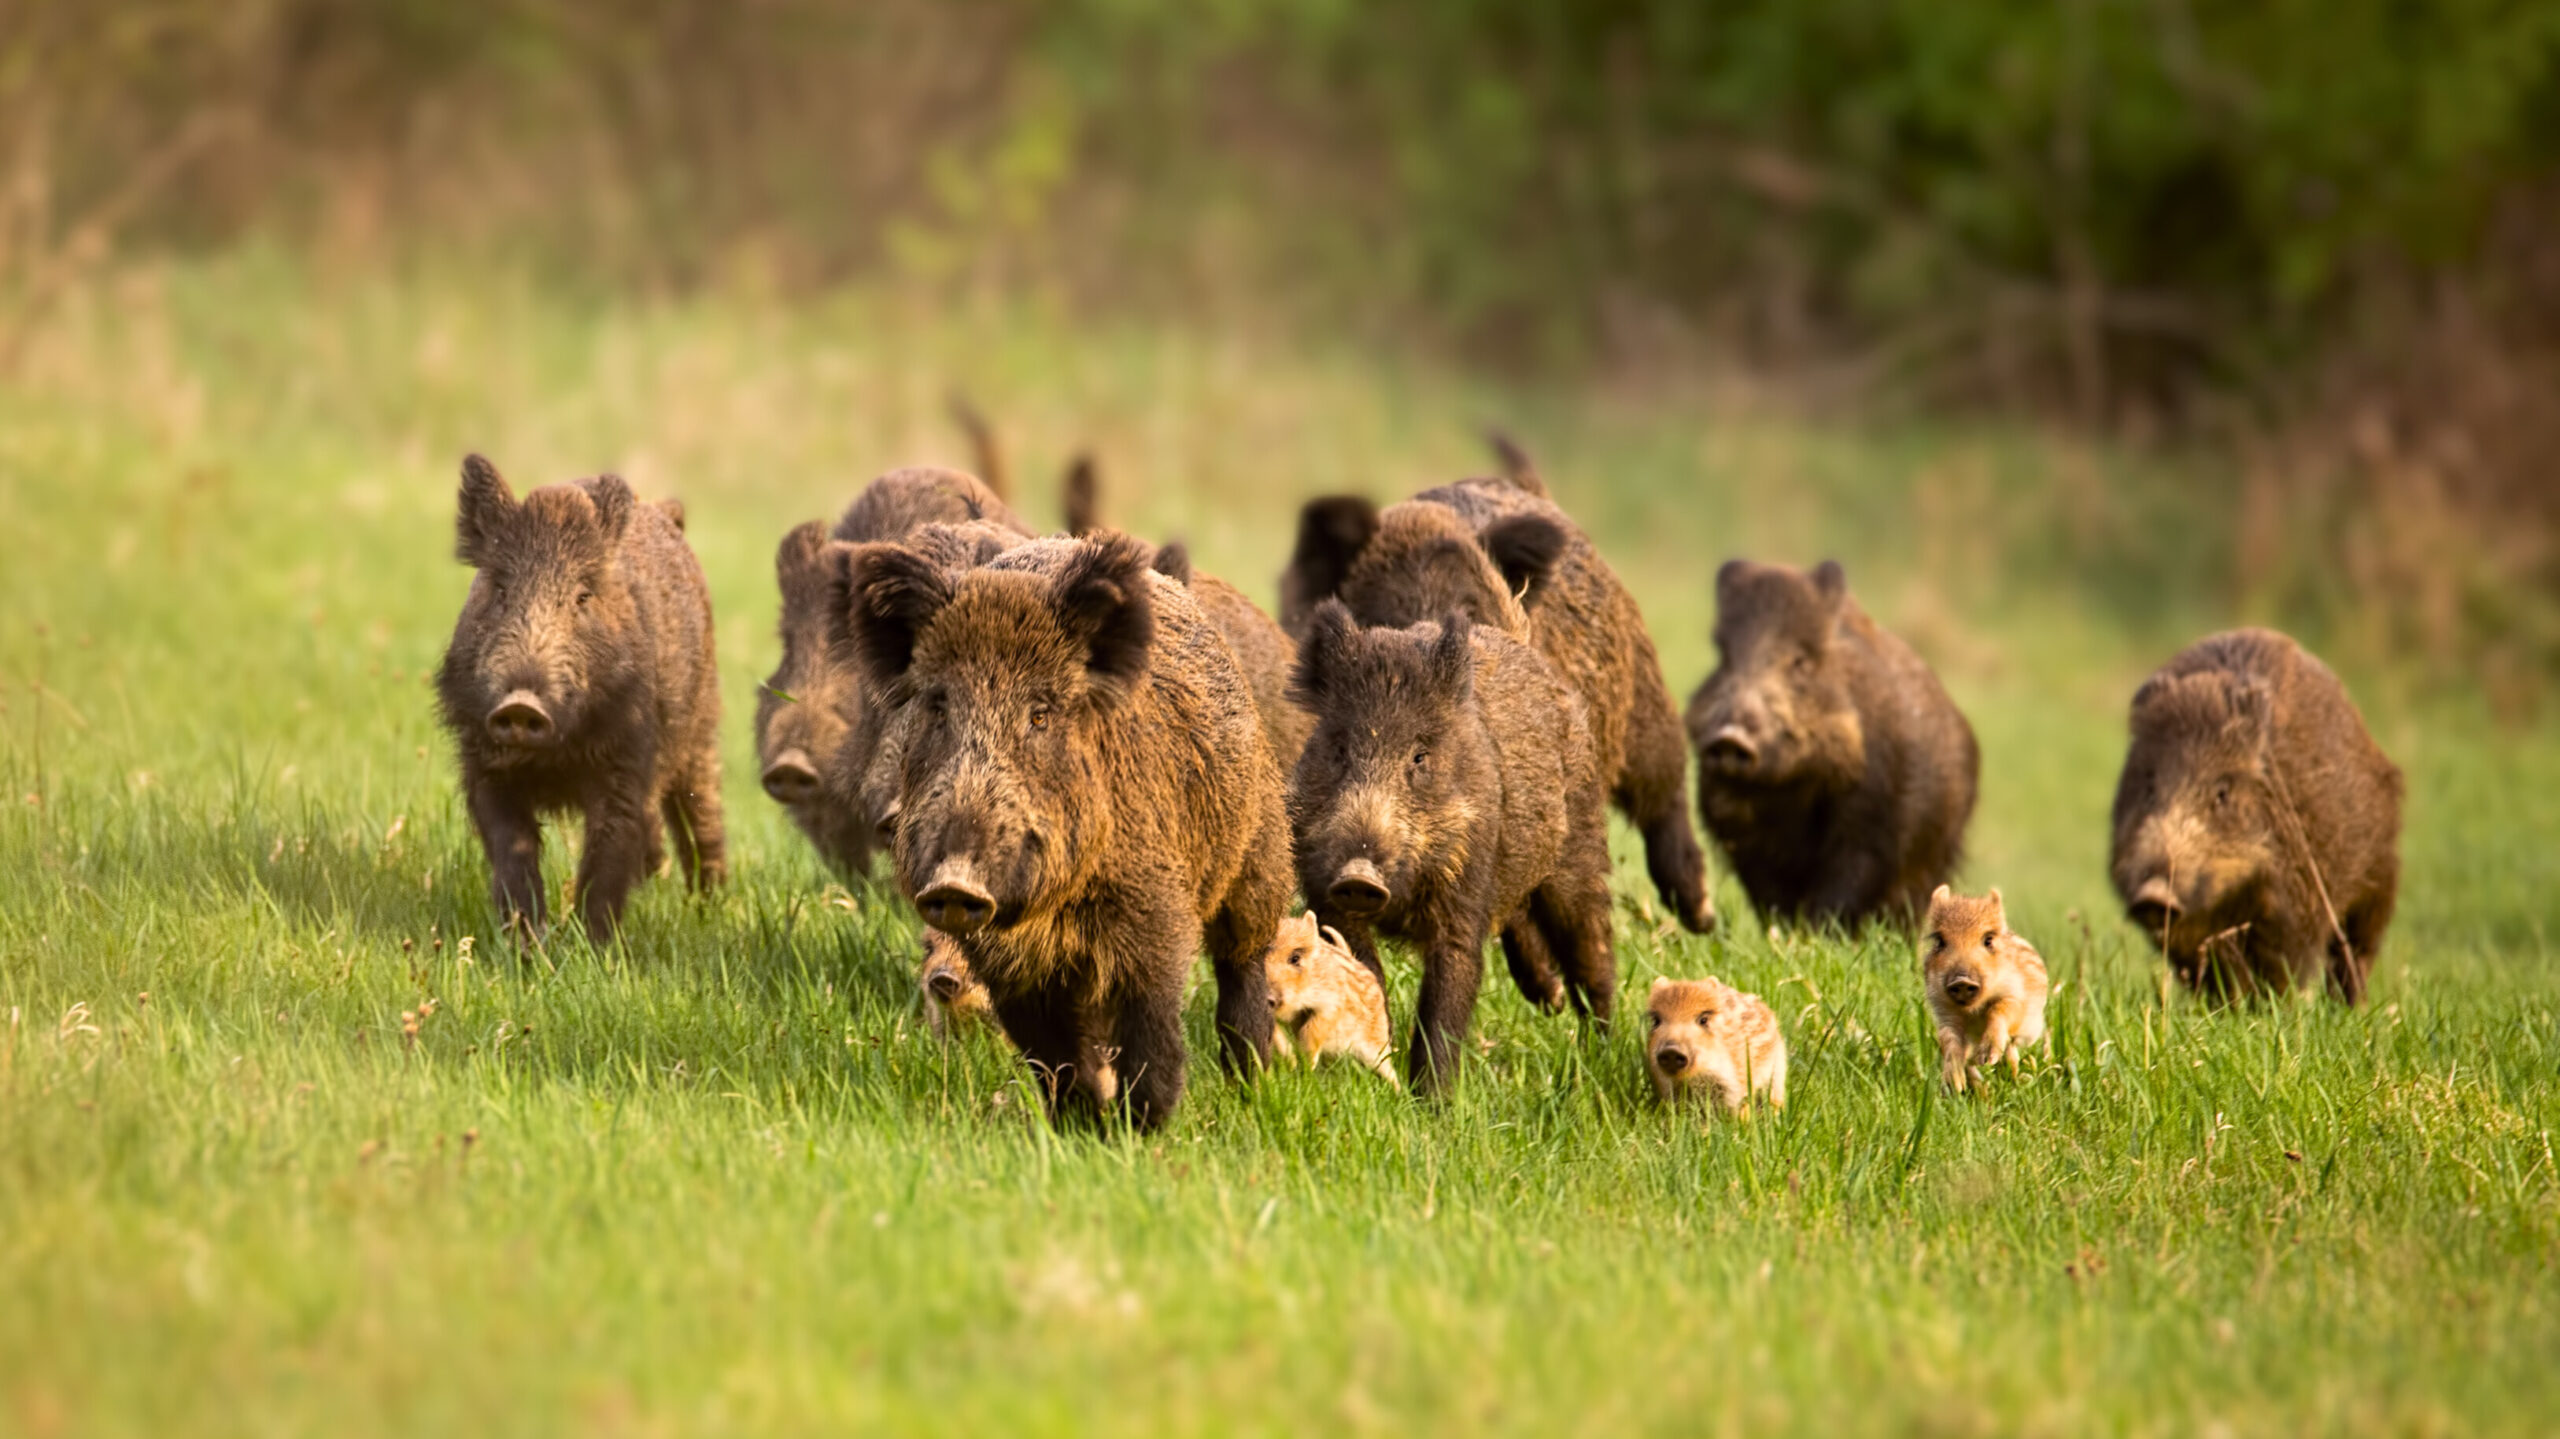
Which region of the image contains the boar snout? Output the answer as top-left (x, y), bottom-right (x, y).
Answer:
top-left (2127, 876), bottom-right (2182, 934)
top-left (917, 859), bottom-right (997, 934)
top-left (925, 966), bottom-right (967, 1002)
top-left (1653, 1046), bottom-right (1690, 1075)
top-left (1942, 974), bottom-right (1982, 1007)
top-left (485, 690), bottom-right (556, 747)
top-left (761, 750), bottom-right (821, 805)
top-left (1327, 856), bottom-right (1391, 917)
top-left (1701, 722), bottom-right (1759, 771)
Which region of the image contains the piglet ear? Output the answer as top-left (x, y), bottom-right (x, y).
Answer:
top-left (1482, 514), bottom-right (1567, 602)
top-left (832, 541), bottom-right (955, 691)
top-left (1648, 975), bottom-right (1673, 997)
top-left (1811, 559), bottom-right (1848, 610)
top-left (1054, 531), bottom-right (1156, 701)
top-left (1429, 611), bottom-right (1475, 702)
top-left (455, 454), bottom-right (516, 565)
top-left (1930, 883), bottom-right (1952, 906)
top-left (583, 474), bottom-right (636, 545)
top-left (1289, 599), bottom-right (1357, 709)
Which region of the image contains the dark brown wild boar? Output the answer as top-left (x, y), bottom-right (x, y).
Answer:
top-left (1278, 470), bottom-right (1716, 937)
top-left (436, 454), bottom-right (724, 940)
top-left (1288, 601), bottom-right (1617, 1091)
top-left (1686, 559), bottom-right (1978, 931)
top-left (834, 531), bottom-right (1293, 1130)
top-left (756, 469), bottom-right (1029, 876)
top-left (2110, 628), bottom-right (2402, 1003)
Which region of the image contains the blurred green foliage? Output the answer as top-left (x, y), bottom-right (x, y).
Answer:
top-left (5, 0), bottom-right (2555, 395)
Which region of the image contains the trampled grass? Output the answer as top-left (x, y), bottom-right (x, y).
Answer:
top-left (1, 256), bottom-right (2555, 1435)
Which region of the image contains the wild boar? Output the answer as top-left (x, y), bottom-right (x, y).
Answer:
top-left (1685, 559), bottom-right (1978, 930)
top-left (2110, 628), bottom-right (2403, 1003)
top-left (436, 454), bottom-right (724, 940)
top-left (1278, 476), bottom-right (1716, 935)
top-left (1921, 885), bottom-right (2050, 1090)
top-left (834, 531), bottom-right (1293, 1129)
top-left (756, 468), bottom-right (1029, 876)
top-left (1644, 976), bottom-right (1787, 1113)
top-left (1288, 601), bottom-right (1617, 1091)
top-left (1264, 911), bottom-right (1395, 1079)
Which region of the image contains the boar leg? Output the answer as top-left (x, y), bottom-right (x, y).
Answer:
top-left (1935, 1027), bottom-right (1971, 1092)
top-left (1622, 669), bottom-right (1716, 934)
top-left (1406, 916), bottom-right (1489, 1096)
top-left (1529, 883), bottom-right (1617, 1029)
top-left (659, 759), bottom-right (729, 892)
top-left (1498, 922), bottom-right (1567, 1012)
top-left (572, 791), bottom-right (656, 942)
top-left (1109, 974), bottom-right (1189, 1133)
top-left (466, 780), bottom-right (547, 935)
top-left (992, 989), bottom-right (1085, 1124)
top-left (1205, 822), bottom-right (1289, 1075)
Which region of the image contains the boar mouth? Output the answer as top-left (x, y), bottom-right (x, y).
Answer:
top-left (484, 690), bottom-right (558, 750)
top-left (1700, 723), bottom-right (1761, 772)
top-left (915, 860), bottom-right (998, 934)
top-left (761, 750), bottom-right (822, 805)
top-left (2125, 876), bottom-right (2183, 937)
top-left (1326, 857), bottom-right (1392, 917)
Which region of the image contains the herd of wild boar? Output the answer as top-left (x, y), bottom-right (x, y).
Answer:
top-left (435, 422), bottom-right (2405, 1129)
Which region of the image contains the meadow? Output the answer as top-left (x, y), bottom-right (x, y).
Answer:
top-left (1, 254), bottom-right (2555, 1435)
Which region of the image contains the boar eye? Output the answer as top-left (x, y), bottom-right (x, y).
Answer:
top-left (575, 586), bottom-right (594, 607)
top-left (1029, 704), bottom-right (1053, 732)
top-left (2213, 779), bottom-right (2233, 808)
top-left (1287, 950), bottom-right (1303, 968)
top-left (1410, 746), bottom-right (1430, 769)
top-left (1697, 1011), bottom-right (1715, 1026)
top-left (1983, 930), bottom-right (1998, 948)
top-left (1791, 651), bottom-right (1817, 678)
top-left (1647, 1013), bottom-right (1662, 1030)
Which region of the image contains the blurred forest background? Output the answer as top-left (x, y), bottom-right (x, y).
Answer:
top-left (5, 0), bottom-right (2557, 689)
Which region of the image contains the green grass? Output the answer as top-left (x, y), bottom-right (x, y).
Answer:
top-left (1, 253), bottom-right (2555, 1435)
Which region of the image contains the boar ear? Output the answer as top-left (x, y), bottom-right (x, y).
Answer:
top-left (775, 521), bottom-right (829, 605)
top-left (1150, 539), bottom-right (1193, 587)
top-left (1063, 454), bottom-right (1100, 537)
top-left (1987, 886), bottom-right (2006, 922)
top-left (1429, 612), bottom-right (1475, 701)
top-left (1811, 559), bottom-right (1848, 609)
top-left (585, 474), bottom-right (636, 545)
top-left (655, 497), bottom-right (686, 532)
top-left (1285, 496), bottom-right (1378, 607)
top-left (1289, 599), bottom-right (1357, 707)
top-left (455, 454), bottom-right (516, 565)
top-left (834, 541), bottom-right (955, 690)
top-left (1482, 514), bottom-right (1567, 602)
top-left (1715, 558), bottom-right (1748, 602)
top-left (1055, 532), bottom-right (1156, 699)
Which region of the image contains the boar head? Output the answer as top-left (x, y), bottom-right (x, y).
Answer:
top-left (2111, 670), bottom-right (2281, 956)
top-left (835, 533), bottom-right (1156, 935)
top-left (1287, 602), bottom-right (1488, 922)
top-left (446, 454), bottom-right (642, 756)
top-left (1278, 495), bottom-right (1561, 641)
top-left (1689, 559), bottom-right (1868, 791)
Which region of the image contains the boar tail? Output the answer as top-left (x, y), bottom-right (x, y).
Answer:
top-left (1485, 428), bottom-right (1548, 496)
top-left (947, 392), bottom-right (1009, 501)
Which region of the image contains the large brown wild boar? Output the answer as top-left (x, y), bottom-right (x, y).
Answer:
top-left (2110, 628), bottom-right (2402, 1003)
top-left (1278, 473), bottom-right (1715, 937)
top-left (756, 468), bottom-right (1028, 876)
top-left (436, 454), bottom-right (724, 940)
top-left (1685, 559), bottom-right (1978, 930)
top-left (834, 531), bottom-right (1293, 1129)
top-left (1288, 601), bottom-right (1617, 1091)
